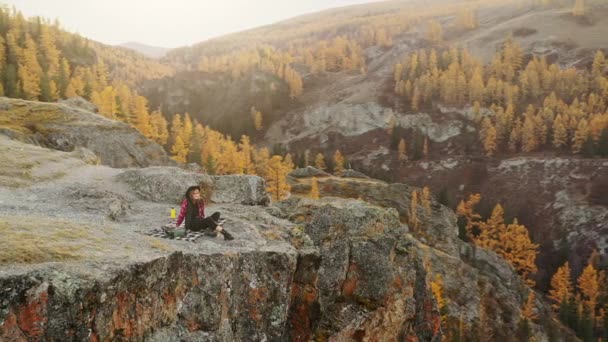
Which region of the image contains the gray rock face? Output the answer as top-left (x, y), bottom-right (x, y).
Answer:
top-left (338, 169), bottom-right (370, 179)
top-left (116, 167), bottom-right (269, 206)
top-left (0, 97), bottom-right (172, 168)
top-left (289, 166), bottom-right (331, 178)
top-left (211, 175), bottom-right (270, 206)
top-left (0, 249), bottom-right (297, 342)
top-left (289, 175), bottom-right (460, 256)
top-left (116, 167), bottom-right (213, 204)
top-left (58, 96), bottom-right (98, 113)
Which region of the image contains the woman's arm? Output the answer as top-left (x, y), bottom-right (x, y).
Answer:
top-left (176, 199), bottom-right (188, 226)
top-left (199, 201), bottom-right (206, 218)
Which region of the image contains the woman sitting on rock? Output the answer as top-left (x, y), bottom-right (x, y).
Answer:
top-left (175, 184), bottom-right (234, 240)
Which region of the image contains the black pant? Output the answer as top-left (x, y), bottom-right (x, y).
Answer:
top-left (188, 212), bottom-right (221, 232)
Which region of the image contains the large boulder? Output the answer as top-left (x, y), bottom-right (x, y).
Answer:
top-left (116, 167), bottom-right (213, 204)
top-left (289, 175), bottom-right (460, 256)
top-left (0, 97), bottom-right (172, 168)
top-left (211, 175), bottom-right (270, 206)
top-left (117, 167), bottom-right (269, 206)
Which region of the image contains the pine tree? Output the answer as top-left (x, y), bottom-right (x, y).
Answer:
top-left (310, 177), bottom-right (320, 199)
top-left (149, 110), bottom-right (169, 146)
top-left (430, 274), bottom-right (448, 327)
top-left (333, 149), bottom-right (345, 175)
top-left (171, 136), bottom-right (188, 163)
top-left (254, 147), bottom-right (271, 179)
top-left (592, 50), bottom-right (605, 77)
top-left (577, 263), bottom-right (600, 315)
top-left (132, 96), bottom-right (151, 137)
top-left (239, 135), bottom-right (255, 174)
top-left (409, 190), bottom-right (419, 231)
top-left (521, 116), bottom-right (538, 152)
top-left (398, 138), bottom-right (407, 161)
top-left (315, 153), bottom-right (327, 171)
top-left (169, 114), bottom-right (183, 150)
top-left (553, 114), bottom-right (568, 149)
top-left (188, 124), bottom-right (204, 165)
top-left (477, 203), bottom-right (505, 250)
top-left (266, 155), bottom-right (292, 201)
top-left (423, 136), bottom-right (429, 159)
top-left (421, 186), bottom-right (432, 215)
top-left (572, 118), bottom-right (589, 153)
top-left (480, 117), bottom-right (497, 156)
top-left (521, 291), bottom-right (538, 321)
top-left (456, 193), bottom-right (482, 240)
top-left (499, 218), bottom-right (539, 286)
top-left (549, 262), bottom-right (573, 310)
top-left (251, 106), bottom-right (263, 131)
top-left (19, 34), bottom-right (42, 100)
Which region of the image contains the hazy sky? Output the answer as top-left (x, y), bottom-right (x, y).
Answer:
top-left (7, 0), bottom-right (381, 48)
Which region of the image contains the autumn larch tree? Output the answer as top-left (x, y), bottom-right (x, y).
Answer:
top-left (315, 153), bottom-right (327, 170)
top-left (266, 155), bottom-right (292, 201)
top-left (333, 149), bottom-right (345, 175)
top-left (310, 177), bottom-right (320, 199)
top-left (549, 261), bottom-right (573, 310)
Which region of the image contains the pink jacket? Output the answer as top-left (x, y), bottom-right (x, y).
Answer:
top-left (176, 199), bottom-right (205, 227)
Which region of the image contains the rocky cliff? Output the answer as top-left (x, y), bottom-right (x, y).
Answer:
top-left (0, 97), bottom-right (172, 168)
top-left (0, 137), bottom-right (577, 341)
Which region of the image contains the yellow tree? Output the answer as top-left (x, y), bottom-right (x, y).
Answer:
top-left (398, 138), bottom-right (407, 161)
top-left (333, 149), bottom-right (345, 175)
top-left (132, 96), bottom-right (151, 137)
top-left (310, 177), bottom-right (320, 199)
top-left (521, 292), bottom-right (538, 321)
top-left (423, 136), bottom-right (429, 159)
top-left (251, 106), bottom-right (263, 131)
top-left (577, 263), bottom-right (600, 314)
top-left (549, 262), bottom-right (573, 310)
top-left (421, 186), bottom-right (432, 215)
top-left (552, 114), bottom-right (568, 149)
top-left (430, 274), bottom-right (448, 327)
top-left (254, 147), bottom-right (271, 179)
top-left (480, 117), bottom-right (497, 157)
top-left (409, 190), bottom-right (419, 231)
top-left (181, 113), bottom-right (194, 150)
top-left (266, 155), bottom-right (292, 201)
top-left (149, 110), bottom-right (169, 146)
top-left (456, 193), bottom-right (482, 240)
top-left (315, 153), bottom-right (327, 171)
top-left (169, 114), bottom-right (183, 149)
top-left (521, 116), bottom-right (538, 152)
top-left (476, 204), bottom-right (505, 250)
top-left (427, 20), bottom-right (443, 44)
top-left (19, 34), bottom-right (42, 100)
top-left (498, 218), bottom-right (539, 286)
top-left (171, 136), bottom-right (188, 163)
top-left (469, 67), bottom-right (485, 104)
top-left (572, 118), bottom-right (589, 153)
top-left (239, 135), bottom-right (256, 174)
top-left (572, 0), bottom-right (585, 16)
top-left (97, 86), bottom-right (117, 120)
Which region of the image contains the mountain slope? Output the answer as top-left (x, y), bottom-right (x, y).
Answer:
top-left (119, 41), bottom-right (170, 59)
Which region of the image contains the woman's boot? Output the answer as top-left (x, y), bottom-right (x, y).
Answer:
top-left (219, 228), bottom-right (235, 240)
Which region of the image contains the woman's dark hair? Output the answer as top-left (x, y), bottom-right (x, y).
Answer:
top-left (185, 185), bottom-right (201, 202)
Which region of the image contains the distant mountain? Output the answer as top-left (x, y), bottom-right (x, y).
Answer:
top-left (119, 41), bottom-right (171, 59)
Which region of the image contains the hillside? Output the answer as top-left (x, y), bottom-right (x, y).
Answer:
top-left (119, 41), bottom-right (170, 59)
top-left (0, 127), bottom-right (573, 341)
top-left (1, 0), bottom-right (608, 339)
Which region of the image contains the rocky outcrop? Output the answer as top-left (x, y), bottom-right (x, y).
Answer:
top-left (0, 97), bottom-right (172, 168)
top-left (116, 167), bottom-right (269, 206)
top-left (288, 174), bottom-right (460, 257)
top-left (211, 175), bottom-right (270, 206)
top-left (0, 141), bottom-right (574, 341)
